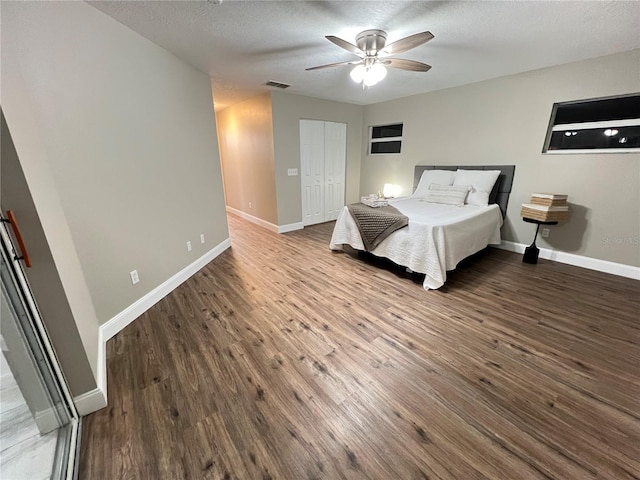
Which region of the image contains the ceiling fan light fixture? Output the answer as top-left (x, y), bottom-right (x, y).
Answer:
top-left (350, 64), bottom-right (367, 83)
top-left (310, 29), bottom-right (433, 85)
top-left (351, 62), bottom-right (387, 87)
top-left (368, 62), bottom-right (387, 84)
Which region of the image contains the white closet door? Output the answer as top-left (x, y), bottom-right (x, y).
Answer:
top-left (300, 120), bottom-right (325, 226)
top-left (324, 121), bottom-right (347, 221)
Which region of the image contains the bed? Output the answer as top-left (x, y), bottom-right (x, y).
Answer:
top-left (329, 165), bottom-right (515, 290)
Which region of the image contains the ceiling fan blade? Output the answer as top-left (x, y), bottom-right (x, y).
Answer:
top-left (382, 58), bottom-right (432, 72)
top-left (325, 35), bottom-right (363, 55)
top-left (306, 60), bottom-right (362, 71)
top-left (381, 31), bottom-right (434, 55)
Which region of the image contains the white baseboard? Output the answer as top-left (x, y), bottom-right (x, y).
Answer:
top-left (226, 206), bottom-right (303, 234)
top-left (101, 238), bottom-right (231, 342)
top-left (97, 326), bottom-right (107, 405)
top-left (495, 241), bottom-right (640, 280)
top-left (68, 325), bottom-right (109, 417)
top-left (226, 206), bottom-right (278, 232)
top-left (74, 387), bottom-right (107, 416)
top-left (278, 222), bottom-right (304, 233)
top-left (81, 238), bottom-right (231, 416)
top-left (34, 407), bottom-right (62, 434)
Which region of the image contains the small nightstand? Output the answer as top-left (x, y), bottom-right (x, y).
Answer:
top-left (522, 218), bottom-right (558, 264)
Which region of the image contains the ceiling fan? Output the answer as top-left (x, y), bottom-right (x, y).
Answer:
top-left (306, 29), bottom-right (434, 87)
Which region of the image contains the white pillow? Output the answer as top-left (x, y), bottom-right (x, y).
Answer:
top-left (413, 169), bottom-right (456, 197)
top-left (453, 170), bottom-right (501, 206)
top-left (422, 184), bottom-right (471, 206)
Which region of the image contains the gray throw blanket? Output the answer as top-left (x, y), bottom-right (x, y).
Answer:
top-left (347, 203), bottom-right (409, 251)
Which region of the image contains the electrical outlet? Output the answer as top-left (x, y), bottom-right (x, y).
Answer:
top-left (541, 228), bottom-right (550, 238)
top-left (249, 202), bottom-right (252, 209)
top-left (287, 168), bottom-right (298, 176)
top-left (187, 241), bottom-right (192, 252)
top-left (200, 234), bottom-right (205, 244)
top-left (129, 270), bottom-right (139, 285)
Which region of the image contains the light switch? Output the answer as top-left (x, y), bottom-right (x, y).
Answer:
top-left (287, 168), bottom-right (298, 176)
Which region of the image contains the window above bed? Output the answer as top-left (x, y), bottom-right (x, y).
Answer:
top-left (368, 122), bottom-right (403, 155)
top-left (542, 93), bottom-right (640, 154)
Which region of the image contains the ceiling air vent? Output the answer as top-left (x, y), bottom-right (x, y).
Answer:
top-left (265, 80), bottom-right (291, 89)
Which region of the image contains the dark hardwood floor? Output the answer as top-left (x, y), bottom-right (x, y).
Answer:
top-left (79, 213), bottom-right (640, 479)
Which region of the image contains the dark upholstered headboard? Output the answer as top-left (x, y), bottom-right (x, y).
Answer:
top-left (413, 165), bottom-right (515, 217)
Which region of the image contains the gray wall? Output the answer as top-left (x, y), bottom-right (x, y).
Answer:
top-left (2, 48), bottom-right (103, 399)
top-left (1, 113), bottom-right (98, 396)
top-left (271, 91), bottom-right (364, 226)
top-left (0, 115), bottom-right (97, 398)
top-left (217, 93), bottom-right (278, 224)
top-left (361, 49), bottom-right (640, 267)
top-left (2, 2), bottom-right (229, 333)
top-left (217, 91), bottom-right (364, 228)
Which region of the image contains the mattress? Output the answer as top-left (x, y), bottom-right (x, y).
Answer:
top-left (329, 197), bottom-right (503, 290)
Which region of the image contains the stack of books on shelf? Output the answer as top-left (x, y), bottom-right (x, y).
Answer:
top-left (361, 196), bottom-right (388, 208)
top-left (520, 193), bottom-right (569, 222)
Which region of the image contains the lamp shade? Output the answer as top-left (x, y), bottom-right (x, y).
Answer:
top-left (363, 63), bottom-right (387, 86)
top-left (369, 63), bottom-right (387, 83)
top-left (351, 62), bottom-right (387, 86)
top-left (350, 65), bottom-right (366, 83)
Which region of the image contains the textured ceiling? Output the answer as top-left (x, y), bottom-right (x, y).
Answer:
top-left (89, 1), bottom-right (640, 111)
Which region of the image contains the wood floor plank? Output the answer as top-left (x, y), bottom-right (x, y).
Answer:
top-left (78, 213), bottom-right (640, 479)
top-left (368, 336), bottom-right (600, 480)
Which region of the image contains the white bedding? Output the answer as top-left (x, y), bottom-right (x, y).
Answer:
top-left (329, 197), bottom-right (503, 290)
